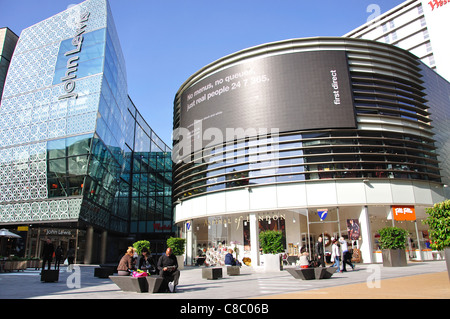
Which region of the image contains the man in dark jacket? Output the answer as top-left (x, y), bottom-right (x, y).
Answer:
top-left (314, 236), bottom-right (326, 267)
top-left (157, 247), bottom-right (180, 293)
top-left (41, 238), bottom-right (54, 271)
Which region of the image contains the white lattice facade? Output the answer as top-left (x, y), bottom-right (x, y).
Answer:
top-left (0, 0), bottom-right (107, 223)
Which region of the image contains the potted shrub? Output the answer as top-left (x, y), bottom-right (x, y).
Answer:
top-left (378, 226), bottom-right (409, 267)
top-left (167, 237), bottom-right (186, 270)
top-left (259, 230), bottom-right (284, 271)
top-left (133, 240), bottom-right (151, 255)
top-left (423, 199), bottom-right (450, 280)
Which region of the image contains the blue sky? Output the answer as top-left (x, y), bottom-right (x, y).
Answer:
top-left (0, 0), bottom-right (405, 145)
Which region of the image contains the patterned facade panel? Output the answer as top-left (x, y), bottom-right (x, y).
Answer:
top-left (0, 198), bottom-right (82, 223)
top-left (13, 0), bottom-right (107, 56)
top-left (0, 0), bottom-right (108, 224)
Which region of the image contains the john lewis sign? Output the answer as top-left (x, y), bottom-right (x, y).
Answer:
top-left (58, 11), bottom-right (90, 100)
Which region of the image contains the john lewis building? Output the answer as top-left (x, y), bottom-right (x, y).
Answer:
top-left (173, 37), bottom-right (450, 266)
top-left (0, 0), bottom-right (172, 263)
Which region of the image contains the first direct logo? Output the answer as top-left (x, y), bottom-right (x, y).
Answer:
top-left (58, 11), bottom-right (90, 100)
top-left (330, 70), bottom-right (341, 105)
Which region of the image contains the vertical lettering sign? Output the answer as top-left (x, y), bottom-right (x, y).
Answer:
top-left (392, 206), bottom-right (416, 221)
top-left (58, 11), bottom-right (90, 100)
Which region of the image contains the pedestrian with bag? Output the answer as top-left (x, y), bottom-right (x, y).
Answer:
top-left (339, 237), bottom-right (355, 271)
top-left (41, 238), bottom-right (54, 271)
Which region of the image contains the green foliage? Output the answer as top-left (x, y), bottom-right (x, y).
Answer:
top-left (166, 237), bottom-right (186, 256)
top-left (259, 230), bottom-right (284, 254)
top-left (132, 240), bottom-right (151, 255)
top-left (423, 199), bottom-right (450, 250)
top-left (378, 226), bottom-right (409, 250)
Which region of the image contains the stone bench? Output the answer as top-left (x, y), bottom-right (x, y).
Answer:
top-left (94, 267), bottom-right (115, 278)
top-left (286, 267), bottom-right (337, 280)
top-left (109, 275), bottom-right (164, 293)
top-left (225, 266), bottom-right (240, 276)
top-left (41, 270), bottom-right (59, 282)
top-left (202, 267), bottom-right (223, 280)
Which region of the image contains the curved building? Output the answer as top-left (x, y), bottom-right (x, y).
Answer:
top-left (173, 37), bottom-right (447, 266)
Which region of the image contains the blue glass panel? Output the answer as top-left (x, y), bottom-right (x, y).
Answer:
top-left (53, 28), bottom-right (106, 85)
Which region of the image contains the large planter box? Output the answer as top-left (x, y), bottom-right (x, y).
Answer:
top-left (445, 248), bottom-right (450, 281)
top-left (27, 260), bottom-right (41, 269)
top-left (3, 260), bottom-right (27, 271)
top-left (176, 255), bottom-right (184, 270)
top-left (263, 254), bottom-right (283, 272)
top-left (382, 249), bottom-right (407, 267)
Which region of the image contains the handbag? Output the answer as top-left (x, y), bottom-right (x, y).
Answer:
top-left (132, 270), bottom-right (148, 277)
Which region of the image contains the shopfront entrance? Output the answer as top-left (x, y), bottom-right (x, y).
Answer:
top-left (179, 205), bottom-right (434, 267)
top-left (24, 227), bottom-right (83, 263)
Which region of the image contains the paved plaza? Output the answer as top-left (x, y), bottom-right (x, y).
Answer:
top-left (0, 260), bottom-right (448, 299)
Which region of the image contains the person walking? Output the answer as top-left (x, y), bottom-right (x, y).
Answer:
top-left (331, 238), bottom-right (341, 272)
top-left (54, 245), bottom-right (63, 270)
top-left (67, 246), bottom-right (75, 271)
top-left (314, 236), bottom-right (326, 267)
top-left (339, 237), bottom-right (355, 271)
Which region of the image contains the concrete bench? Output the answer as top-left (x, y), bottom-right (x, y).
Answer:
top-left (41, 270), bottom-right (59, 282)
top-left (109, 275), bottom-right (164, 293)
top-left (286, 267), bottom-right (337, 280)
top-left (225, 266), bottom-right (240, 276)
top-left (94, 267), bottom-right (115, 278)
top-left (202, 267), bottom-right (222, 280)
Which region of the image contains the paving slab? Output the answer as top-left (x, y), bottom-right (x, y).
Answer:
top-left (0, 261), bottom-right (448, 299)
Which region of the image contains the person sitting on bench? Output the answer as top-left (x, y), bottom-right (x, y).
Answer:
top-left (157, 248), bottom-right (180, 293)
top-left (225, 249), bottom-right (241, 267)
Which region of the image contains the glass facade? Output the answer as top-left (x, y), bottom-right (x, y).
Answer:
top-left (0, 28), bottom-right (19, 100)
top-left (0, 0), bottom-right (172, 261)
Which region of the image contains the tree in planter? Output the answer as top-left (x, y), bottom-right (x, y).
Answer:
top-left (378, 226), bottom-right (409, 267)
top-left (259, 230), bottom-right (284, 271)
top-left (378, 227), bottom-right (409, 250)
top-left (423, 199), bottom-right (450, 251)
top-left (423, 199), bottom-right (450, 279)
top-left (166, 237), bottom-right (186, 256)
top-left (167, 237), bottom-right (186, 269)
top-left (133, 240), bottom-right (151, 255)
top-left (259, 230), bottom-right (284, 254)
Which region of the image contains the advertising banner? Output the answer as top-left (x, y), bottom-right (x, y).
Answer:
top-left (179, 50), bottom-right (356, 148)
